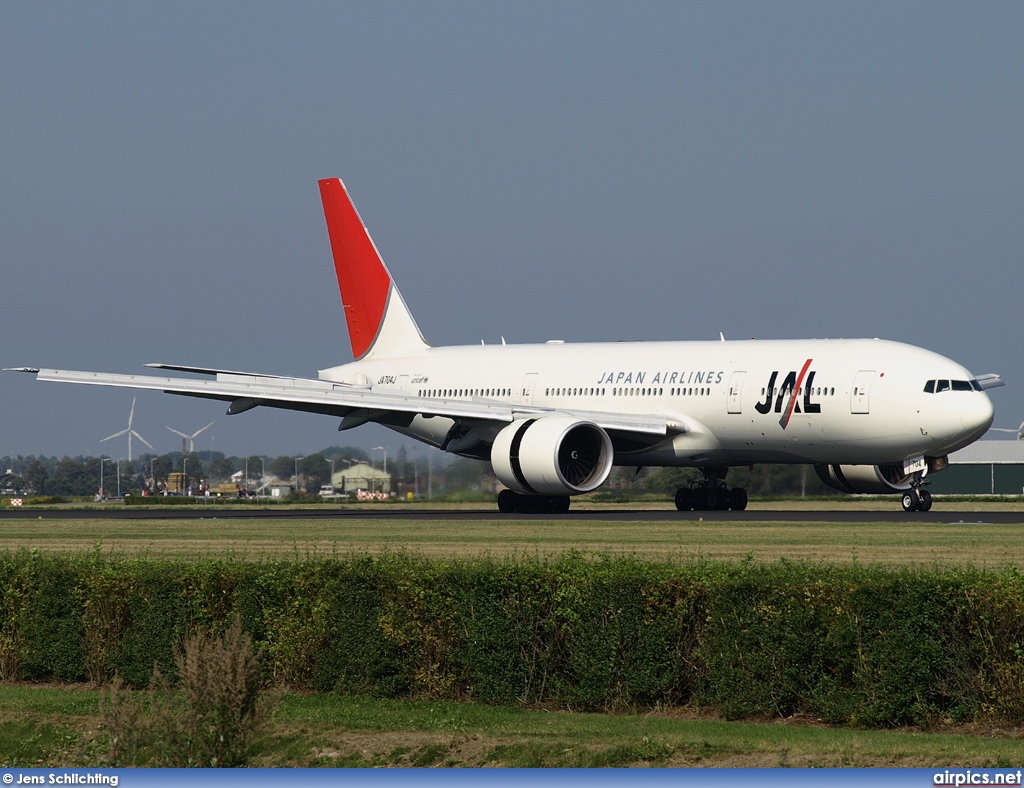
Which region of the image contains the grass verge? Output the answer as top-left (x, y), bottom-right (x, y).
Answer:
top-left (2, 685), bottom-right (1023, 768)
top-left (1, 515), bottom-right (1024, 565)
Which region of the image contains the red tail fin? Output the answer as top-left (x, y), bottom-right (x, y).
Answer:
top-left (318, 179), bottom-right (428, 360)
top-left (318, 178), bottom-right (394, 359)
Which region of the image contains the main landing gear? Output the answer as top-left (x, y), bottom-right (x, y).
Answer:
top-left (497, 489), bottom-right (571, 514)
top-left (675, 467), bottom-right (748, 511)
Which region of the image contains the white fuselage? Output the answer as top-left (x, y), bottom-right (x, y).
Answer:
top-left (320, 337), bottom-right (994, 468)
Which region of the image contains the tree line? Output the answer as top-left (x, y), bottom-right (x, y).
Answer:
top-left (0, 446), bottom-right (371, 497)
top-left (2, 447), bottom-right (832, 499)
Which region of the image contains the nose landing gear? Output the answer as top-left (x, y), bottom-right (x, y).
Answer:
top-left (675, 467), bottom-right (748, 511)
top-left (901, 487), bottom-right (933, 512)
top-left (901, 470), bottom-right (933, 512)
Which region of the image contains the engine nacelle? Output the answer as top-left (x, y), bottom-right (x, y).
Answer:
top-left (814, 463), bottom-right (914, 494)
top-left (491, 416), bottom-right (614, 496)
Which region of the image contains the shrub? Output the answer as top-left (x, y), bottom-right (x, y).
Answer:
top-left (6, 552), bottom-right (1024, 727)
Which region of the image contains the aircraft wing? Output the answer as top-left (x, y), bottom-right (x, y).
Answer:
top-left (7, 367), bottom-right (680, 437)
top-left (975, 374), bottom-right (1005, 390)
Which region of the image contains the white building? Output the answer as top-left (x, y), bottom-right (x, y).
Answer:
top-left (332, 463), bottom-right (391, 494)
top-left (931, 440), bottom-right (1024, 495)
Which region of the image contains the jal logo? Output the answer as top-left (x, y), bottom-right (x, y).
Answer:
top-left (754, 359), bottom-right (821, 429)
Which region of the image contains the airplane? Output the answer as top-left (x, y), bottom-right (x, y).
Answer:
top-left (7, 178), bottom-right (1004, 513)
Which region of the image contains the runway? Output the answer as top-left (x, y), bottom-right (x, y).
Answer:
top-left (1, 506), bottom-right (1023, 523)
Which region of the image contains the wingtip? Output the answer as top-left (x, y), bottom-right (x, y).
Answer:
top-left (976, 373), bottom-right (1006, 390)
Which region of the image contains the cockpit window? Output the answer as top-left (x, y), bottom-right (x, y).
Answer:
top-left (925, 378), bottom-right (981, 393)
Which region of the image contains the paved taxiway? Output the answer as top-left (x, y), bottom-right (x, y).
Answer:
top-left (1, 508), bottom-right (1022, 523)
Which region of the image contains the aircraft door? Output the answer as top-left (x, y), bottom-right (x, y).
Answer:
top-left (851, 370), bottom-right (875, 414)
top-left (521, 373), bottom-right (538, 405)
top-left (728, 371), bottom-right (746, 414)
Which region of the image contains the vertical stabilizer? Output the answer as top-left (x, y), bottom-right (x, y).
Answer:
top-left (318, 178), bottom-right (430, 360)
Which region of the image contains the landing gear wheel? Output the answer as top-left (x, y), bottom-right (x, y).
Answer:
top-left (691, 488), bottom-right (708, 511)
top-left (497, 489), bottom-right (519, 514)
top-left (919, 489), bottom-right (932, 512)
top-left (704, 488), bottom-right (726, 510)
top-left (674, 488), bottom-right (692, 511)
top-left (729, 487), bottom-right (748, 511)
top-left (901, 491), bottom-right (920, 512)
top-left (551, 496), bottom-right (571, 514)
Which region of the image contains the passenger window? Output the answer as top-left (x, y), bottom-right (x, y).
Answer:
top-left (924, 380), bottom-right (935, 393)
top-left (936, 380), bottom-right (950, 393)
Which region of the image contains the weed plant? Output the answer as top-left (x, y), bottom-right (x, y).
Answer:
top-left (101, 620), bottom-right (276, 766)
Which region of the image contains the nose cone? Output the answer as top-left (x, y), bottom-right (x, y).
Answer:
top-left (961, 393), bottom-right (995, 441)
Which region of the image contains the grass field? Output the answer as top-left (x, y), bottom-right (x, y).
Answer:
top-left (1, 509), bottom-right (1023, 565)
top-left (3, 685), bottom-right (1023, 768)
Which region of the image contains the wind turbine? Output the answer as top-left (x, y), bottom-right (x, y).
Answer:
top-left (167, 421), bottom-right (215, 455)
top-left (100, 397), bottom-right (154, 462)
top-left (989, 420), bottom-right (1024, 440)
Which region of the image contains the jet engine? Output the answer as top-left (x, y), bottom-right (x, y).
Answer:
top-left (814, 463), bottom-right (914, 494)
top-left (491, 416), bottom-right (614, 496)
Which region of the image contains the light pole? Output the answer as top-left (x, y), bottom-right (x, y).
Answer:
top-left (116, 458), bottom-right (123, 499)
top-left (261, 457), bottom-right (266, 498)
top-left (294, 456), bottom-right (303, 495)
top-left (338, 458), bottom-right (353, 493)
top-left (373, 446), bottom-right (387, 496)
top-left (100, 457), bottom-right (111, 500)
top-left (151, 457), bottom-right (158, 493)
top-left (323, 457), bottom-right (335, 497)
top-left (182, 457), bottom-right (188, 496)
top-left (244, 458), bottom-right (249, 492)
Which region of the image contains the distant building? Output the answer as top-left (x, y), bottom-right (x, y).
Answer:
top-left (332, 463), bottom-right (391, 494)
top-left (267, 482), bottom-right (294, 498)
top-left (929, 441), bottom-right (1024, 495)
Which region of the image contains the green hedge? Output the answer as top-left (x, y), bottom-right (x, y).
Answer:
top-left (1, 551), bottom-right (1023, 727)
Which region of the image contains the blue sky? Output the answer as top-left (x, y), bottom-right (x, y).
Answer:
top-left (2, 2), bottom-right (1022, 459)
